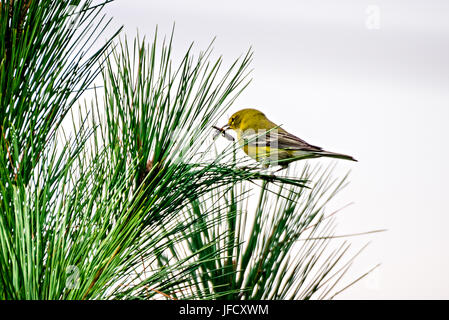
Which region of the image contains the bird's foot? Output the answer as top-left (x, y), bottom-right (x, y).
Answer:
top-left (273, 165), bottom-right (288, 173)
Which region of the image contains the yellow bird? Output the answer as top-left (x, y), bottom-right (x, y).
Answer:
top-left (221, 108), bottom-right (356, 169)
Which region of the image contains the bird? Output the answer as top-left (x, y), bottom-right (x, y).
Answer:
top-left (219, 108), bottom-right (357, 170)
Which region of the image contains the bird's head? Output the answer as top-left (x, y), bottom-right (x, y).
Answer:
top-left (225, 108), bottom-right (266, 131)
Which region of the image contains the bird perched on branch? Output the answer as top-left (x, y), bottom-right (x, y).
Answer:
top-left (218, 108), bottom-right (356, 170)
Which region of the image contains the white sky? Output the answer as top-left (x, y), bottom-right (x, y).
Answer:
top-left (99, 0), bottom-right (449, 299)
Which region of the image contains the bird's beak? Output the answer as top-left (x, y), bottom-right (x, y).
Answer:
top-left (212, 124), bottom-right (234, 141)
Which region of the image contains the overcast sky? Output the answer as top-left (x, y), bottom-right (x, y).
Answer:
top-left (101, 0), bottom-right (449, 299)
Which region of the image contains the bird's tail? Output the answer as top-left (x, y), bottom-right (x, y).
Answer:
top-left (316, 150), bottom-right (357, 162)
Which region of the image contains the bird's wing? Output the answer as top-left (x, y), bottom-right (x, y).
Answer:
top-left (274, 131), bottom-right (323, 151)
top-left (241, 129), bottom-right (322, 152)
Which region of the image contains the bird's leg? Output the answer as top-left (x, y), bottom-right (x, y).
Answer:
top-left (258, 163), bottom-right (275, 179)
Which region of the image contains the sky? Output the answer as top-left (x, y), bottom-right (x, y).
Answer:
top-left (99, 0), bottom-right (449, 299)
